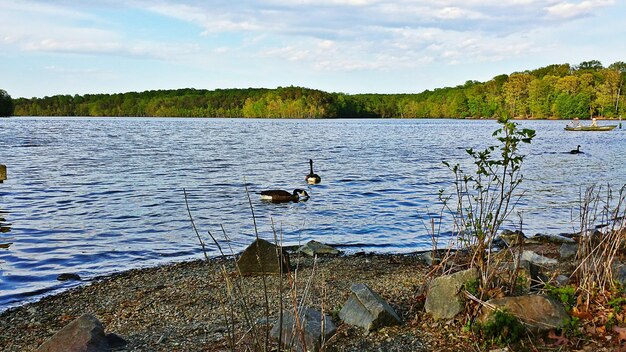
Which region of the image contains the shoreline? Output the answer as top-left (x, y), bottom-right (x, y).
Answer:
top-left (1, 242), bottom-right (622, 351)
top-left (0, 252), bottom-right (440, 351)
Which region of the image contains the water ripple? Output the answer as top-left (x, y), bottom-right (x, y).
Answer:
top-left (0, 117), bottom-right (625, 311)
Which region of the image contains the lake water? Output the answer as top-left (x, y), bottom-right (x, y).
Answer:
top-left (1, 117), bottom-right (625, 311)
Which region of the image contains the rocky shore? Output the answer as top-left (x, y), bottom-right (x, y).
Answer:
top-left (1, 234), bottom-right (624, 351)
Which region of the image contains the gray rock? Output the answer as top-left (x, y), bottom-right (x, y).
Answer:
top-left (521, 250), bottom-right (558, 266)
top-left (339, 283), bottom-right (401, 332)
top-left (478, 295), bottom-right (570, 332)
top-left (559, 243), bottom-right (578, 260)
top-left (271, 307), bottom-right (336, 352)
top-left (57, 273), bottom-right (81, 281)
top-left (613, 261), bottom-right (626, 289)
top-left (36, 313), bottom-right (126, 352)
top-left (501, 261), bottom-right (545, 294)
top-left (416, 251), bottom-right (439, 266)
top-left (532, 233), bottom-right (576, 244)
top-left (425, 267), bottom-right (478, 320)
top-left (298, 240), bottom-right (340, 256)
top-left (555, 275), bottom-right (570, 287)
top-left (498, 230), bottom-right (526, 247)
top-left (237, 238), bottom-right (290, 275)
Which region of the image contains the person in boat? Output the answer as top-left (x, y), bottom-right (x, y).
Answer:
top-left (591, 117), bottom-right (598, 127)
top-left (568, 118), bottom-right (581, 128)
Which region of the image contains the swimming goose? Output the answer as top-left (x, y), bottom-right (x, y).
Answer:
top-left (569, 145), bottom-right (583, 154)
top-left (260, 189), bottom-right (309, 203)
top-left (306, 159), bottom-right (321, 184)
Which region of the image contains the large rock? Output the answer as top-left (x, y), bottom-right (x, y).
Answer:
top-left (339, 283), bottom-right (401, 332)
top-left (36, 313), bottom-right (126, 352)
top-left (298, 240), bottom-right (340, 256)
top-left (270, 307), bottom-right (336, 352)
top-left (559, 243), bottom-right (578, 260)
top-left (498, 230), bottom-right (526, 247)
top-left (532, 233), bottom-right (576, 244)
top-left (425, 267), bottom-right (478, 320)
top-left (612, 261), bottom-right (626, 289)
top-left (521, 250), bottom-right (558, 266)
top-left (477, 295), bottom-right (570, 332)
top-left (237, 239), bottom-right (290, 275)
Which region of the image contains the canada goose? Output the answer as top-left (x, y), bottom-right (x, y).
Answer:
top-left (306, 159), bottom-right (321, 184)
top-left (570, 145), bottom-right (583, 154)
top-left (260, 189), bottom-right (309, 203)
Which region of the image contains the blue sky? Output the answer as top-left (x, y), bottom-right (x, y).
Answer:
top-left (1, 0), bottom-right (624, 98)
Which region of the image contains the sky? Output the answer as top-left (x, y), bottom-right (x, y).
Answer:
top-left (1, 0), bottom-right (625, 98)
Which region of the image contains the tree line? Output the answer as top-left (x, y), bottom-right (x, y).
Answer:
top-left (7, 60), bottom-right (626, 119)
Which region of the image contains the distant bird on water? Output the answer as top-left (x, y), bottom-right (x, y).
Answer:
top-left (260, 189), bottom-right (309, 203)
top-left (569, 145), bottom-right (583, 154)
top-left (306, 159), bottom-right (321, 184)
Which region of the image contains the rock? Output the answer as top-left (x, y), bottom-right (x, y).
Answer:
top-left (237, 239), bottom-right (290, 275)
top-left (425, 267), bottom-right (478, 320)
top-left (298, 240), bottom-right (340, 256)
top-left (270, 307), bottom-right (336, 352)
top-left (416, 251), bottom-right (439, 266)
top-left (499, 261), bottom-right (544, 294)
top-left (35, 313), bottom-right (126, 352)
top-left (555, 275), bottom-right (570, 287)
top-left (478, 295), bottom-right (570, 332)
top-left (521, 250), bottom-right (558, 266)
top-left (498, 230), bottom-right (526, 247)
top-left (57, 273), bottom-right (81, 281)
top-left (612, 261), bottom-right (626, 289)
top-left (559, 243), bottom-right (578, 260)
top-left (532, 233), bottom-right (576, 244)
top-left (339, 283), bottom-right (401, 332)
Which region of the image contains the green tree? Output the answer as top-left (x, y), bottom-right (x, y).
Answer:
top-left (0, 89), bottom-right (14, 117)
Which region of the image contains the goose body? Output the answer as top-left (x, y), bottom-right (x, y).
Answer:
top-left (260, 189), bottom-right (309, 203)
top-left (306, 159), bottom-right (321, 184)
top-left (570, 145), bottom-right (583, 154)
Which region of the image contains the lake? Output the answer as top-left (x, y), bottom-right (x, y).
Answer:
top-left (1, 117), bottom-right (625, 311)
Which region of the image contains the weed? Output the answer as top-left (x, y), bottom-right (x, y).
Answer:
top-left (475, 309), bottom-right (526, 346)
top-left (441, 117), bottom-right (535, 296)
top-left (545, 284), bottom-right (577, 311)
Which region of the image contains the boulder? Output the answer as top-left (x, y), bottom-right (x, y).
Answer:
top-left (425, 267), bottom-right (478, 320)
top-left (498, 261), bottom-right (544, 295)
top-left (521, 250), bottom-right (558, 266)
top-left (498, 230), bottom-right (526, 247)
top-left (270, 307), bottom-right (336, 352)
top-left (559, 243), bottom-right (578, 260)
top-left (416, 251), bottom-right (440, 267)
top-left (57, 273), bottom-right (82, 281)
top-left (339, 283), bottom-right (401, 332)
top-left (478, 295), bottom-right (570, 332)
top-left (298, 240), bottom-right (340, 256)
top-left (36, 313), bottom-right (126, 352)
top-left (532, 233), bottom-right (576, 244)
top-left (555, 275), bottom-right (570, 287)
top-left (237, 239), bottom-right (290, 275)
top-left (613, 261), bottom-right (626, 289)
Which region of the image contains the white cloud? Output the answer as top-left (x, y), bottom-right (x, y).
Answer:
top-left (545, 0), bottom-right (614, 19)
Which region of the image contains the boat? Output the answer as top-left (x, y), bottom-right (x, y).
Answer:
top-left (564, 125), bottom-right (617, 131)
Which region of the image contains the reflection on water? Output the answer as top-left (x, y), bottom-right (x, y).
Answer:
top-left (0, 117), bottom-right (625, 311)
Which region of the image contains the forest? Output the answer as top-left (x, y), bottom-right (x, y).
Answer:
top-left (8, 60), bottom-right (626, 119)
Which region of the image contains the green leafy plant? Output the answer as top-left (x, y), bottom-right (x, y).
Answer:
top-left (545, 284), bottom-right (577, 311)
top-left (442, 117), bottom-right (535, 295)
top-left (608, 297), bottom-right (626, 313)
top-left (476, 309), bottom-right (526, 345)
